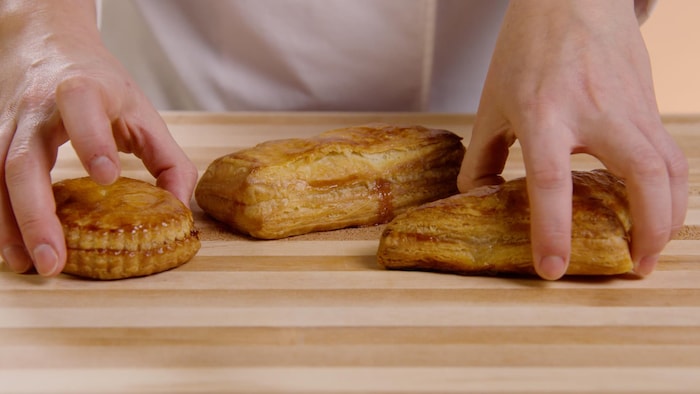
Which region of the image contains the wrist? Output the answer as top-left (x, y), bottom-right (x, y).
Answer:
top-left (0, 0), bottom-right (100, 44)
top-left (507, 0), bottom-right (638, 24)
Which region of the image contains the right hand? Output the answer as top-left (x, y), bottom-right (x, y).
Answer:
top-left (0, 0), bottom-right (198, 276)
top-left (456, 0), bottom-right (688, 280)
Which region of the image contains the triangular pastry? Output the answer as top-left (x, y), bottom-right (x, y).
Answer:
top-left (377, 169), bottom-right (633, 276)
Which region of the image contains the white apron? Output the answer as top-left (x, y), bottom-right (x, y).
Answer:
top-left (99, 0), bottom-right (653, 113)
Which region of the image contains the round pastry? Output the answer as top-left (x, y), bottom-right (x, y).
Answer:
top-left (53, 177), bottom-right (200, 280)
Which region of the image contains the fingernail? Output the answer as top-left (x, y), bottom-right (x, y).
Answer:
top-left (89, 156), bottom-right (118, 185)
top-left (634, 254), bottom-right (659, 276)
top-left (32, 244), bottom-right (59, 276)
top-left (2, 245), bottom-right (33, 273)
top-left (538, 255), bottom-right (567, 280)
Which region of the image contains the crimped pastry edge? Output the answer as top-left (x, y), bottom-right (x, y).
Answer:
top-left (61, 215), bottom-right (195, 252)
top-left (63, 232), bottom-right (201, 280)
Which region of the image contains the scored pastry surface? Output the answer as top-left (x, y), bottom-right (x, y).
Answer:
top-left (54, 177), bottom-right (200, 280)
top-left (377, 169), bottom-right (633, 277)
top-left (195, 123), bottom-right (466, 239)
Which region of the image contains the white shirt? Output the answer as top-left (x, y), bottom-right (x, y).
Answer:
top-left (99, 0), bottom-right (653, 113)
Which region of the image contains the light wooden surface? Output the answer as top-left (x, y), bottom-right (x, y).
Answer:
top-left (2, 112), bottom-right (700, 393)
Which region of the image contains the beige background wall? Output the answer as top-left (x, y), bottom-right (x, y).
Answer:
top-left (642, 0), bottom-right (700, 114)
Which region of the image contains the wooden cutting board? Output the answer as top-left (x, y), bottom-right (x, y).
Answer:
top-left (1, 112), bottom-right (699, 393)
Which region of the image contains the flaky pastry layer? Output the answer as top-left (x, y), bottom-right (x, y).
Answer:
top-left (54, 177), bottom-right (200, 280)
top-left (63, 235), bottom-right (200, 280)
top-left (195, 124), bottom-right (466, 239)
top-left (377, 169), bottom-right (633, 276)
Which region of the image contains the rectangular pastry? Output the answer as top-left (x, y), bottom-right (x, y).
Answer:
top-left (377, 169), bottom-right (633, 276)
top-left (195, 124), bottom-right (466, 239)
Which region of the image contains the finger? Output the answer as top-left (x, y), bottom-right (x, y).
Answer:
top-left (669, 158), bottom-right (689, 239)
top-left (5, 115), bottom-right (66, 276)
top-left (653, 129), bottom-right (689, 240)
top-left (457, 110), bottom-right (514, 192)
top-left (617, 156), bottom-right (670, 276)
top-left (119, 104), bottom-right (198, 206)
top-left (587, 121), bottom-right (673, 277)
top-left (0, 176), bottom-right (34, 274)
top-left (56, 77), bottom-right (121, 185)
top-left (518, 122), bottom-right (574, 281)
top-left (0, 120), bottom-right (33, 273)
top-left (628, 115), bottom-right (688, 240)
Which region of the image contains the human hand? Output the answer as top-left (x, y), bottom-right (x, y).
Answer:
top-left (0, 1), bottom-right (198, 276)
top-left (457, 0), bottom-right (688, 280)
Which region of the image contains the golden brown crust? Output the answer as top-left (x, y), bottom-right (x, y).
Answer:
top-left (195, 123), bottom-right (466, 239)
top-left (377, 169), bottom-right (633, 277)
top-left (54, 177), bottom-right (200, 280)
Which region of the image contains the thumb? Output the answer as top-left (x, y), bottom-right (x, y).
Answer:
top-left (457, 110), bottom-right (514, 192)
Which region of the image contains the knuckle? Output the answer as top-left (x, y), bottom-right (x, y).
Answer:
top-left (641, 218), bottom-right (674, 240)
top-left (527, 166), bottom-right (571, 191)
top-left (179, 162), bottom-right (200, 188)
top-left (13, 212), bottom-right (46, 236)
top-left (671, 222), bottom-right (685, 237)
top-left (19, 90), bottom-right (50, 112)
top-left (627, 150), bottom-right (666, 180)
top-left (634, 229), bottom-right (670, 254)
top-left (531, 227), bottom-right (571, 258)
top-left (56, 75), bottom-right (96, 95)
top-left (667, 152), bottom-right (689, 180)
top-left (4, 144), bottom-right (31, 182)
top-left (534, 228), bottom-right (570, 246)
top-left (653, 226), bottom-right (673, 242)
top-left (186, 163), bottom-right (199, 184)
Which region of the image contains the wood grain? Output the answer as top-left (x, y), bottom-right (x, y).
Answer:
top-left (1, 112), bottom-right (699, 393)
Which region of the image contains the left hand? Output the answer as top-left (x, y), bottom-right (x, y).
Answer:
top-left (457, 0), bottom-right (688, 280)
